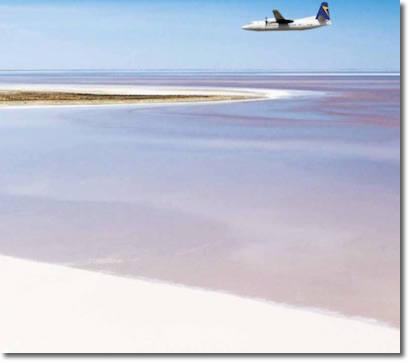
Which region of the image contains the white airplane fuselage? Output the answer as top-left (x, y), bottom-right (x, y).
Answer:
top-left (242, 16), bottom-right (331, 31)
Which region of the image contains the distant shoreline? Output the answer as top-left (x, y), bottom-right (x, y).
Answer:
top-left (0, 70), bottom-right (400, 76)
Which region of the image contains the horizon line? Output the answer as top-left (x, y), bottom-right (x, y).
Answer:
top-left (0, 69), bottom-right (401, 74)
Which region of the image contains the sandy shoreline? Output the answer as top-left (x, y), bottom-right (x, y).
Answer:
top-left (0, 91), bottom-right (248, 106)
top-left (0, 255), bottom-right (400, 353)
top-left (0, 84), bottom-right (296, 109)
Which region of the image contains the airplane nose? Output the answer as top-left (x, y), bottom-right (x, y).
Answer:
top-left (242, 25), bottom-right (250, 30)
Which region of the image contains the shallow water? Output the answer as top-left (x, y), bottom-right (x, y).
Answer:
top-left (0, 72), bottom-right (400, 327)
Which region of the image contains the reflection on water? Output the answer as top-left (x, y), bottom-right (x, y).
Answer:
top-left (0, 72), bottom-right (400, 327)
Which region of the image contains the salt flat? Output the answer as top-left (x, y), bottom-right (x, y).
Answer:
top-left (0, 73), bottom-right (400, 349)
top-left (0, 255), bottom-right (400, 353)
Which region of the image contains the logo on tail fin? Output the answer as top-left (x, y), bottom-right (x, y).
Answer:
top-left (316, 2), bottom-right (330, 20)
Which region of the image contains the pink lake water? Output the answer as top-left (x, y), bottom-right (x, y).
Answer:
top-left (0, 71), bottom-right (400, 327)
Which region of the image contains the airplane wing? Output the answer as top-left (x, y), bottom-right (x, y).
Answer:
top-left (272, 10), bottom-right (294, 24)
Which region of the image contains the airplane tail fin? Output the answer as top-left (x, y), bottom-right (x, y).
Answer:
top-left (316, 2), bottom-right (330, 21)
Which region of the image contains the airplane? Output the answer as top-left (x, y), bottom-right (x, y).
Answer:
top-left (242, 2), bottom-right (331, 31)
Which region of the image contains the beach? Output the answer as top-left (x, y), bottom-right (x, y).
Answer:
top-left (0, 71), bottom-right (401, 353)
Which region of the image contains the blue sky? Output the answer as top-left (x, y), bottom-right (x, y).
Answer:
top-left (0, 0), bottom-right (400, 71)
